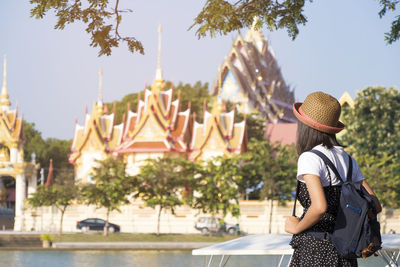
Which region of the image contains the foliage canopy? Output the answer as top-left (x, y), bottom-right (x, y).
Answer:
top-left (341, 86), bottom-right (400, 208)
top-left (81, 156), bottom-right (136, 235)
top-left (30, 0), bottom-right (144, 56)
top-left (28, 170), bottom-right (77, 235)
top-left (341, 86), bottom-right (400, 159)
top-left (30, 0), bottom-right (400, 56)
top-left (136, 157), bottom-right (200, 235)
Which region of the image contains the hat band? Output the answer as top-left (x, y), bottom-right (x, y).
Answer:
top-left (298, 107), bottom-right (342, 132)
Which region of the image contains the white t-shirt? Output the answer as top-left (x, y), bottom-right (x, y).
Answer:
top-left (297, 145), bottom-right (364, 187)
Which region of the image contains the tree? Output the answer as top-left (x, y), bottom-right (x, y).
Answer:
top-left (191, 0), bottom-right (400, 44)
top-left (239, 139), bottom-right (297, 233)
top-left (355, 154), bottom-right (400, 209)
top-left (341, 86), bottom-right (400, 159)
top-left (30, 0), bottom-right (144, 56)
top-left (136, 157), bottom-right (199, 235)
top-left (341, 86), bottom-right (400, 209)
top-left (192, 157), bottom-right (241, 224)
top-left (28, 169), bottom-right (78, 235)
top-left (30, 1), bottom-right (400, 57)
top-left (23, 121), bottom-right (73, 178)
top-left (236, 112), bottom-right (266, 141)
top-left (81, 156), bottom-right (135, 235)
top-left (173, 81), bottom-right (212, 122)
top-left (23, 121), bottom-right (46, 163)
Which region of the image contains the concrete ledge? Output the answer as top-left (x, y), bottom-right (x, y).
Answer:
top-left (52, 242), bottom-right (216, 250)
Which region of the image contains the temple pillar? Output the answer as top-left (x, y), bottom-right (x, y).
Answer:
top-left (27, 172), bottom-right (37, 196)
top-left (14, 174), bottom-right (26, 231)
top-left (10, 147), bottom-right (18, 163)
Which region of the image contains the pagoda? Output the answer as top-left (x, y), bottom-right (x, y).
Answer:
top-left (0, 57), bottom-right (38, 231)
top-left (213, 19), bottom-right (296, 123)
top-left (69, 69), bottom-right (124, 183)
top-left (116, 25), bottom-right (191, 175)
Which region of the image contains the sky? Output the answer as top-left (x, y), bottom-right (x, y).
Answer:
top-left (0, 1), bottom-right (399, 140)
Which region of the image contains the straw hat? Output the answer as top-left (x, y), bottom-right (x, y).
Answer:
top-left (293, 91), bottom-right (345, 134)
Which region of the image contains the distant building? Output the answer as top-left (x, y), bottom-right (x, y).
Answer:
top-left (212, 20), bottom-right (296, 123)
top-left (265, 123), bottom-right (297, 146)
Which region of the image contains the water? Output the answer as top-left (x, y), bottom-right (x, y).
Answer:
top-left (0, 251), bottom-right (393, 267)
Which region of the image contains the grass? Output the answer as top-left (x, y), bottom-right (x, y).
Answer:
top-left (51, 233), bottom-right (241, 243)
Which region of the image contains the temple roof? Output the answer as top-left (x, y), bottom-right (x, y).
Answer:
top-left (116, 25), bottom-right (190, 154)
top-left (69, 70), bottom-right (124, 164)
top-left (213, 23), bottom-right (296, 123)
top-left (189, 101), bottom-right (247, 161)
top-left (339, 91), bottom-right (354, 108)
top-left (0, 57), bottom-right (23, 144)
top-left (117, 83), bottom-right (190, 153)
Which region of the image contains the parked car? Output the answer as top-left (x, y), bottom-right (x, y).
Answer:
top-left (194, 217), bottom-right (238, 235)
top-left (76, 218), bottom-right (120, 233)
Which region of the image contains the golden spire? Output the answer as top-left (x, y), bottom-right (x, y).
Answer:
top-left (212, 66), bottom-right (224, 115)
top-left (155, 24), bottom-right (162, 81)
top-left (246, 17), bottom-right (265, 52)
top-left (0, 56), bottom-right (11, 107)
top-left (96, 68), bottom-right (104, 116)
top-left (98, 68), bottom-right (103, 102)
top-left (152, 25), bottom-right (165, 91)
top-left (217, 66), bottom-right (222, 96)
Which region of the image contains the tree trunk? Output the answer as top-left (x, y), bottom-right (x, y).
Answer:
top-left (157, 206), bottom-right (162, 236)
top-left (104, 209), bottom-right (110, 236)
top-left (269, 198), bottom-right (273, 234)
top-left (59, 206), bottom-right (66, 236)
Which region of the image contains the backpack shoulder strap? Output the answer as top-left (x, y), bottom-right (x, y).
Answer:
top-left (291, 150), bottom-right (353, 217)
top-left (309, 150), bottom-right (344, 183)
top-left (346, 154), bottom-right (353, 182)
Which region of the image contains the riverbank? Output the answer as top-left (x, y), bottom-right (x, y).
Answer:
top-left (0, 233), bottom-right (241, 250)
top-left (51, 233), bottom-right (240, 243)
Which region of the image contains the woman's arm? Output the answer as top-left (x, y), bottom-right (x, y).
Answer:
top-left (361, 180), bottom-right (382, 213)
top-left (285, 174), bottom-right (327, 234)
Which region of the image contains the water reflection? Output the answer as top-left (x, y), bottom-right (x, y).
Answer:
top-left (0, 251), bottom-right (390, 267)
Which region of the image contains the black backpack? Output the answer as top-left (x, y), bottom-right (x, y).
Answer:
top-left (293, 150), bottom-right (382, 259)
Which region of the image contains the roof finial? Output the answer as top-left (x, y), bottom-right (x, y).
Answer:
top-left (218, 66), bottom-right (222, 94)
top-left (155, 24), bottom-right (163, 81)
top-left (2, 56), bottom-right (6, 92)
top-left (246, 16), bottom-right (265, 52)
top-left (217, 66), bottom-right (223, 105)
top-left (0, 55), bottom-right (11, 107)
top-left (98, 68), bottom-right (103, 102)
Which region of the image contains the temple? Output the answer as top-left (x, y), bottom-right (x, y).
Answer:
top-left (213, 19), bottom-right (296, 123)
top-left (69, 26), bottom-right (246, 181)
top-left (0, 56), bottom-right (38, 230)
top-left (117, 26), bottom-right (191, 174)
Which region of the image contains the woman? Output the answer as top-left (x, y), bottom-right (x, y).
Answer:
top-left (284, 91), bottom-right (382, 267)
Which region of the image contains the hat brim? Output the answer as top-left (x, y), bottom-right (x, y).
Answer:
top-left (293, 102), bottom-right (345, 134)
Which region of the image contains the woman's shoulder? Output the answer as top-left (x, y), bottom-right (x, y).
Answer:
top-left (298, 145), bottom-right (346, 166)
top-left (298, 147), bottom-right (324, 165)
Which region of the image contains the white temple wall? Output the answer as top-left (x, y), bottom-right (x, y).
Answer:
top-left (21, 200), bottom-right (400, 234)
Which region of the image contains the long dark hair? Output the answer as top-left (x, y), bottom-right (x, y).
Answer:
top-left (296, 121), bottom-right (342, 155)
